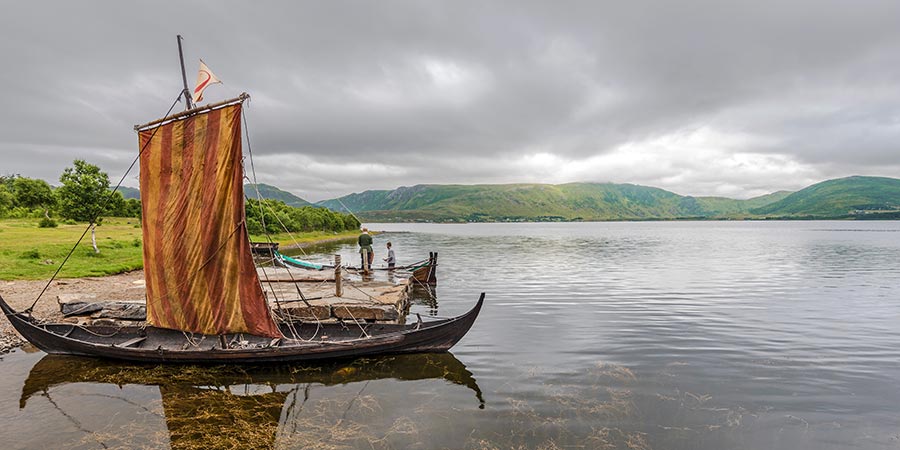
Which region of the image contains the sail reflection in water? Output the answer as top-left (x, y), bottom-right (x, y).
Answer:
top-left (20, 353), bottom-right (483, 449)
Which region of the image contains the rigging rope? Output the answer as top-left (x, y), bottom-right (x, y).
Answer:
top-left (241, 107), bottom-right (326, 341)
top-left (27, 93), bottom-right (184, 313)
top-left (333, 197), bottom-right (364, 231)
top-left (240, 105), bottom-right (301, 337)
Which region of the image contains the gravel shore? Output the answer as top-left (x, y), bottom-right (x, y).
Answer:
top-left (0, 271), bottom-right (146, 354)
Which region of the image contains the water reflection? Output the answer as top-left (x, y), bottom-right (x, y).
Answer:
top-left (408, 283), bottom-right (438, 315)
top-left (21, 353), bottom-right (482, 449)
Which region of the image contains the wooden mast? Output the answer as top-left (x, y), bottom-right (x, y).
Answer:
top-left (177, 35), bottom-right (193, 110)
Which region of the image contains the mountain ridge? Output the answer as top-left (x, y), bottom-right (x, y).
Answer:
top-left (316, 176), bottom-right (899, 221)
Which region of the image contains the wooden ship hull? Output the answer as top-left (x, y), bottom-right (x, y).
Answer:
top-left (0, 293), bottom-right (482, 364)
top-left (410, 253), bottom-right (438, 283)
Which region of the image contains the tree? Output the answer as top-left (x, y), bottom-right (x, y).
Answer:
top-left (56, 160), bottom-right (111, 222)
top-left (124, 198), bottom-right (142, 218)
top-left (104, 190), bottom-right (127, 217)
top-left (12, 177), bottom-right (55, 211)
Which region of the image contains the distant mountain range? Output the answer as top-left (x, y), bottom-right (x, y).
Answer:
top-left (316, 176), bottom-right (900, 222)
top-left (115, 183), bottom-right (313, 208)
top-left (244, 183), bottom-right (312, 207)
top-left (117, 186), bottom-right (141, 200)
top-left (118, 176), bottom-right (900, 222)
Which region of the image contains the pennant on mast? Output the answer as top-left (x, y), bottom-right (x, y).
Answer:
top-left (193, 59), bottom-right (222, 103)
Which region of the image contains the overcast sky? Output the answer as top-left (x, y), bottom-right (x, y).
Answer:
top-left (1, 1), bottom-right (899, 201)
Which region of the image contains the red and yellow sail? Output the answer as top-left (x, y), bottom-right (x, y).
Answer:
top-left (138, 102), bottom-right (281, 338)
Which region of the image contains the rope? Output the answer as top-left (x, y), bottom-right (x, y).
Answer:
top-left (181, 331), bottom-right (205, 348)
top-left (241, 107), bottom-right (324, 341)
top-left (255, 198), bottom-right (313, 257)
top-left (241, 106), bottom-right (300, 338)
top-left (72, 324), bottom-right (126, 338)
top-left (27, 93), bottom-right (184, 313)
top-left (334, 197), bottom-right (364, 230)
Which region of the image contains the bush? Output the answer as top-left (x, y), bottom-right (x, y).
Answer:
top-left (6, 206), bottom-right (43, 219)
top-left (38, 217), bottom-right (58, 228)
top-left (20, 249), bottom-right (40, 259)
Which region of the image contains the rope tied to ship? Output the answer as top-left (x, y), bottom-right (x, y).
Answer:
top-left (26, 92), bottom-right (184, 314)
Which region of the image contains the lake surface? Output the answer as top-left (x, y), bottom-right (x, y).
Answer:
top-left (2, 221), bottom-right (900, 449)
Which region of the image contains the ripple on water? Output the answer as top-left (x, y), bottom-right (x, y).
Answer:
top-left (3, 221), bottom-right (900, 449)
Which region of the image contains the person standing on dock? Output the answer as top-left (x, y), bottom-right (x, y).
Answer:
top-left (358, 228), bottom-right (374, 272)
top-left (384, 241), bottom-right (396, 269)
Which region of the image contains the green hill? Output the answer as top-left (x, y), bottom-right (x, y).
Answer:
top-left (317, 182), bottom-right (795, 222)
top-left (317, 176), bottom-right (900, 222)
top-left (106, 184), bottom-right (311, 207)
top-left (690, 191), bottom-right (793, 216)
top-left (117, 186), bottom-right (141, 200)
top-left (244, 183), bottom-right (312, 208)
top-left (750, 176), bottom-right (900, 218)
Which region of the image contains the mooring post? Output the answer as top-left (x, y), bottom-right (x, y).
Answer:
top-left (429, 252), bottom-right (438, 283)
top-left (334, 254), bottom-right (342, 297)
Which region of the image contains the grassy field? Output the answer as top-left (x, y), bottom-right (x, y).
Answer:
top-left (0, 218), bottom-right (144, 280)
top-left (0, 218), bottom-right (360, 281)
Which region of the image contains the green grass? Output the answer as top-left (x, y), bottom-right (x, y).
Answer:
top-left (0, 217), bottom-right (144, 280)
top-left (0, 218), bottom-right (360, 281)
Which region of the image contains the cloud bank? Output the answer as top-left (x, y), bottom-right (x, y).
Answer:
top-left (2, 1), bottom-right (899, 201)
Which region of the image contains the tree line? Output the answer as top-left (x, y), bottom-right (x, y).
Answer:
top-left (0, 160), bottom-right (138, 225)
top-left (245, 198), bottom-right (359, 235)
top-left (1, 159), bottom-right (359, 233)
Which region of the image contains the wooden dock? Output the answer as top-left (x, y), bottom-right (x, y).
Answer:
top-left (259, 267), bottom-right (410, 323)
top-left (57, 267), bottom-right (415, 327)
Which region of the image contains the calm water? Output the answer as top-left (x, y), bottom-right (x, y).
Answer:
top-left (2, 221), bottom-right (900, 449)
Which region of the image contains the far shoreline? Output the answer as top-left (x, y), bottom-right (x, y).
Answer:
top-left (363, 216), bottom-right (900, 224)
top-left (272, 230), bottom-right (380, 251)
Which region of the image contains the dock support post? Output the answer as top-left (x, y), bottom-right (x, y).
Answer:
top-left (427, 252), bottom-right (438, 283)
top-left (334, 254), bottom-right (342, 297)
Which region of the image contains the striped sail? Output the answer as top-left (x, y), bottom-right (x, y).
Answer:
top-left (138, 102), bottom-right (281, 338)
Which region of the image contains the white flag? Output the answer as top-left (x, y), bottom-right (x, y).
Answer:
top-left (193, 59), bottom-right (222, 103)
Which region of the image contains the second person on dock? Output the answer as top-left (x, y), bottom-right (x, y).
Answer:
top-left (384, 241), bottom-right (396, 269)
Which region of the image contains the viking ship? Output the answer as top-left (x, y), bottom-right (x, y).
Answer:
top-left (0, 93), bottom-right (482, 363)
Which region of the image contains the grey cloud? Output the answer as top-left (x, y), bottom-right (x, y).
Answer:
top-left (2, 1), bottom-right (899, 200)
